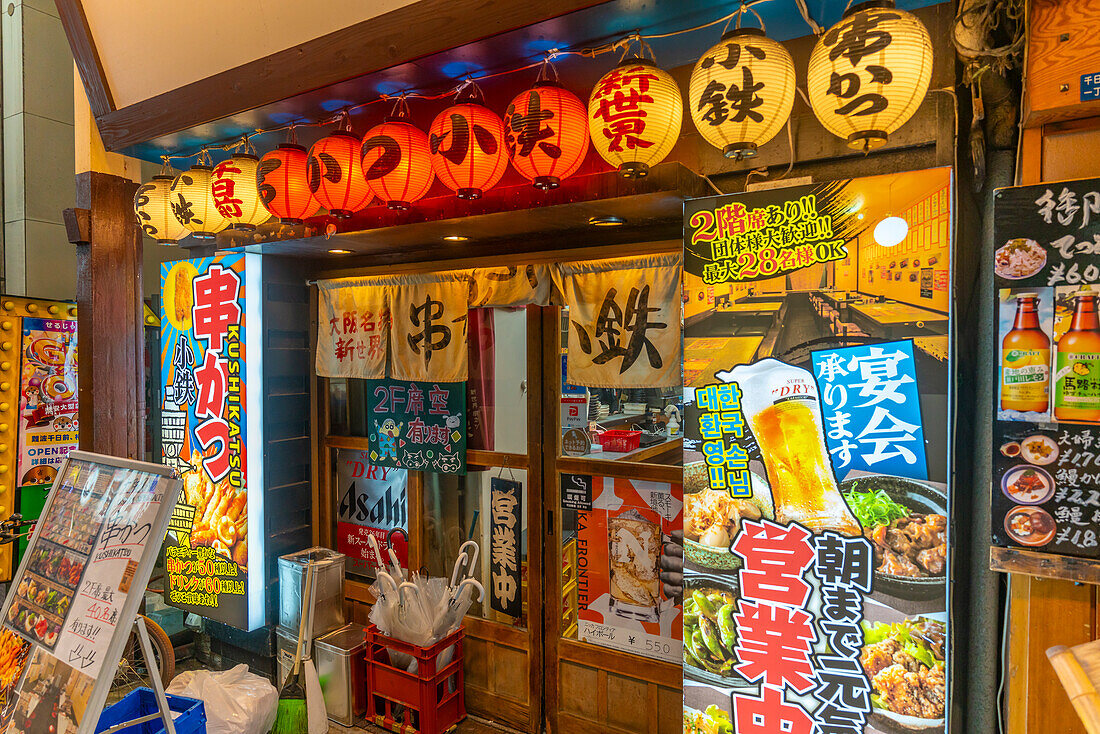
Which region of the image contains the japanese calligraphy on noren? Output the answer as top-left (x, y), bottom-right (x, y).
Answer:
top-left (556, 254), bottom-right (681, 388)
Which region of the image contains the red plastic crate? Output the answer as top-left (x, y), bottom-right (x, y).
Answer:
top-left (364, 624), bottom-right (466, 734)
top-left (599, 429), bottom-right (641, 452)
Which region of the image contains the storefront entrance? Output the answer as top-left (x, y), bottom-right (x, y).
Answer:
top-left (312, 245), bottom-right (683, 733)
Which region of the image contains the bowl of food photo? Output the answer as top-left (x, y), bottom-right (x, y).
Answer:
top-left (683, 463), bottom-right (775, 571)
top-left (840, 475), bottom-right (948, 601)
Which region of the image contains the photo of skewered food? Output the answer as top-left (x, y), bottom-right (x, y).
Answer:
top-left (6, 598), bottom-right (63, 649)
top-left (180, 450), bottom-right (248, 569)
top-left (0, 627), bottom-right (31, 729)
top-left (37, 490), bottom-right (104, 555)
top-left (26, 545), bottom-right (84, 590)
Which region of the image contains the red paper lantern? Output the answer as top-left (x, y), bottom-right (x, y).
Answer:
top-left (307, 123), bottom-right (372, 218)
top-left (257, 144), bottom-right (319, 223)
top-left (361, 110), bottom-right (435, 211)
top-left (505, 81), bottom-right (590, 190)
top-left (429, 88), bottom-right (508, 200)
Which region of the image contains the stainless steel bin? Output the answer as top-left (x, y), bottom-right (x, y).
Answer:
top-left (315, 623), bottom-right (367, 726)
top-left (278, 547), bottom-right (346, 638)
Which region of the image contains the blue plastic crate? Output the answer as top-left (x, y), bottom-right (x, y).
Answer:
top-left (95, 688), bottom-right (206, 734)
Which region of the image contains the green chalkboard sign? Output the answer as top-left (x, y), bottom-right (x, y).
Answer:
top-left (366, 379), bottom-right (466, 475)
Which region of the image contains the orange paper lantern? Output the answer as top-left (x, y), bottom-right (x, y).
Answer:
top-left (361, 112), bottom-right (435, 210)
top-left (505, 82), bottom-right (590, 190)
top-left (257, 144), bottom-right (320, 223)
top-left (307, 126), bottom-right (372, 218)
top-left (429, 89), bottom-right (508, 200)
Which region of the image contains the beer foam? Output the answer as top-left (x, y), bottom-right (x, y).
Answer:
top-left (715, 358), bottom-right (819, 418)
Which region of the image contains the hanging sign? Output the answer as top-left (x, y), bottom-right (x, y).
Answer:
top-left (316, 281), bottom-right (389, 379)
top-left (160, 254), bottom-right (265, 631)
top-left (1, 452), bottom-right (180, 734)
top-left (489, 477), bottom-right (522, 618)
top-left (554, 253), bottom-right (682, 388)
top-left (15, 318), bottom-right (78, 489)
top-left (989, 177), bottom-right (1100, 559)
top-left (335, 451), bottom-right (408, 578)
top-left (569, 474), bottom-right (683, 664)
top-left (683, 169), bottom-right (953, 734)
top-left (366, 379), bottom-right (466, 474)
top-left (389, 273), bottom-right (470, 382)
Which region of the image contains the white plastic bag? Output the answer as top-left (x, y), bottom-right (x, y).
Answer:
top-left (166, 664), bottom-right (278, 734)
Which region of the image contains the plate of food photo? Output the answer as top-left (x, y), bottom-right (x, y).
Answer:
top-left (995, 238), bottom-right (1046, 280)
top-left (1019, 434), bottom-right (1058, 466)
top-left (1001, 465), bottom-right (1055, 505)
top-left (682, 574), bottom-right (751, 688)
top-left (1004, 505), bottom-right (1057, 547)
top-left (860, 607), bottom-right (947, 733)
top-left (683, 462), bottom-right (773, 571)
top-left (840, 475), bottom-right (947, 601)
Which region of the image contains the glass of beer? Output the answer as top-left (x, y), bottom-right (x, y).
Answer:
top-left (717, 358), bottom-right (862, 536)
top-left (608, 507), bottom-right (661, 622)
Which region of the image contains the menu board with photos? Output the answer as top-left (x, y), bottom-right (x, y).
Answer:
top-left (991, 177), bottom-right (1100, 557)
top-left (683, 169), bottom-right (952, 734)
top-left (0, 452), bottom-right (180, 734)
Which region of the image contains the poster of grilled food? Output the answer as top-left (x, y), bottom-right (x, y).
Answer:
top-left (160, 254), bottom-right (264, 631)
top-left (682, 169), bottom-right (952, 734)
top-left (15, 318), bottom-right (78, 490)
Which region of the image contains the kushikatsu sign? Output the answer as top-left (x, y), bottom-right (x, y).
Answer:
top-left (160, 253), bottom-right (265, 630)
top-left (682, 169), bottom-right (953, 734)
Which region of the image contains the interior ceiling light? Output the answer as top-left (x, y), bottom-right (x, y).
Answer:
top-left (588, 216), bottom-right (626, 227)
top-left (327, 248), bottom-right (353, 254)
top-left (443, 235), bottom-right (470, 242)
top-left (874, 216), bottom-right (909, 247)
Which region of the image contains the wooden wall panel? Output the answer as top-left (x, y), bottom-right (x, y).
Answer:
top-left (1026, 0), bottom-right (1100, 126)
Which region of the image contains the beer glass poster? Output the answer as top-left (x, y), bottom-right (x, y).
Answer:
top-left (160, 254), bottom-right (265, 630)
top-left (335, 450), bottom-right (408, 578)
top-left (683, 168), bottom-right (952, 734)
top-left (990, 177), bottom-right (1100, 558)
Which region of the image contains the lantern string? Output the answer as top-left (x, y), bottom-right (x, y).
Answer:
top-left (158, 0), bottom-right (783, 163)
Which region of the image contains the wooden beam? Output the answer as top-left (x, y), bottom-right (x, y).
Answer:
top-left (82, 0), bottom-right (612, 151)
top-left (72, 171), bottom-right (144, 458)
top-left (54, 0), bottom-right (114, 117)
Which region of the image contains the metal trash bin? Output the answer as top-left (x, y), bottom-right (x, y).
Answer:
top-left (315, 623), bottom-right (367, 726)
top-left (278, 547), bottom-right (346, 638)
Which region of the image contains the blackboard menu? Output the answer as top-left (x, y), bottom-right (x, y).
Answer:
top-left (991, 177), bottom-right (1100, 556)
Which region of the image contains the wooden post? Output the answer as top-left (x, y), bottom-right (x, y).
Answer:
top-left (66, 171), bottom-right (145, 459)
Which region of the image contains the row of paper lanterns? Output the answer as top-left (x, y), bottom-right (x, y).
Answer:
top-left (135, 2), bottom-right (932, 243)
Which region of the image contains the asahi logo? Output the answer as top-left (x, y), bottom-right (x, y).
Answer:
top-left (338, 463), bottom-right (407, 527)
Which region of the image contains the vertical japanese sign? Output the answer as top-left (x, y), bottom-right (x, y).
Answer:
top-left (366, 379), bottom-right (466, 474)
top-left (683, 169), bottom-right (952, 734)
top-left (489, 478), bottom-right (522, 618)
top-left (335, 451), bottom-right (408, 578)
top-left (567, 474), bottom-right (683, 664)
top-left (1, 452), bottom-right (180, 734)
top-left (15, 319), bottom-right (78, 489)
top-left (990, 178), bottom-right (1100, 558)
top-left (160, 254), bottom-right (265, 630)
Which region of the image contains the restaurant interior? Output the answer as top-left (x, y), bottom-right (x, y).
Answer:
top-left (683, 169), bottom-right (951, 388)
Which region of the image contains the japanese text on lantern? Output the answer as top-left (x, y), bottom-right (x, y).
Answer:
top-left (591, 65), bottom-right (658, 153)
top-left (190, 264), bottom-right (243, 487)
top-left (694, 383), bottom-right (750, 496)
top-left (822, 10), bottom-right (899, 118)
top-left (330, 308), bottom-right (387, 364)
top-left (697, 42), bottom-right (768, 127)
top-left (812, 342), bottom-right (928, 480)
top-left (689, 194), bottom-right (847, 284)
